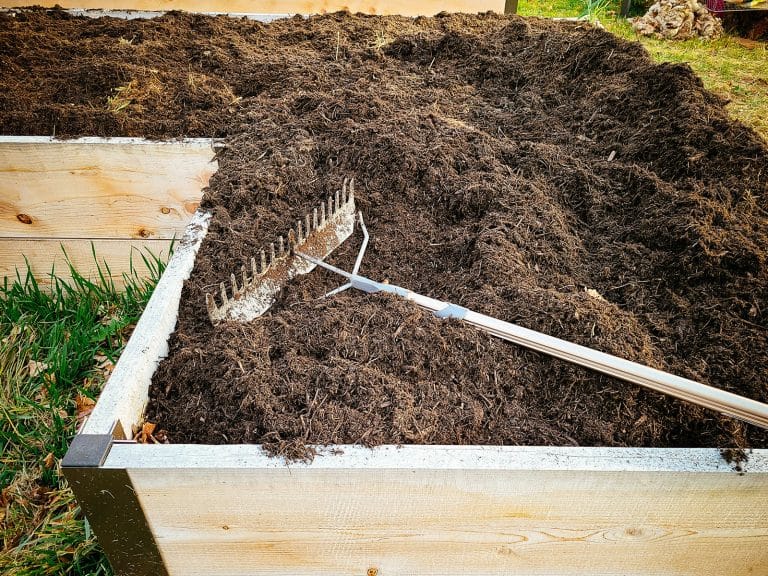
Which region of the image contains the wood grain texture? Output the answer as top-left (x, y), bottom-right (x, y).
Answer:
top-left (81, 211), bottom-right (211, 437)
top-left (0, 0), bottom-right (505, 16)
top-left (123, 457), bottom-right (768, 576)
top-left (2, 7), bottom-right (293, 19)
top-left (0, 239), bottom-right (171, 286)
top-left (0, 137), bottom-right (215, 240)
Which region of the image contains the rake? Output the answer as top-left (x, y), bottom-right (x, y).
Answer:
top-left (205, 179), bottom-right (768, 430)
top-left (205, 178), bottom-right (357, 323)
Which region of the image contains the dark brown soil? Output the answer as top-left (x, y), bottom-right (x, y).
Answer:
top-left (724, 13), bottom-right (768, 41)
top-left (3, 10), bottom-right (767, 457)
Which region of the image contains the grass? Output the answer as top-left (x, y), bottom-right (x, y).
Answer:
top-left (612, 22), bottom-right (768, 140)
top-left (2, 5), bottom-right (766, 574)
top-left (106, 70), bottom-right (163, 116)
top-left (518, 0), bottom-right (768, 142)
top-left (1, 250), bottom-right (167, 575)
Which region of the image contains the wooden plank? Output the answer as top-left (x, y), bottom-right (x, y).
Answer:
top-left (504, 0), bottom-right (518, 14)
top-left (105, 444), bottom-right (768, 473)
top-left (0, 137), bottom-right (216, 240)
top-left (1, 8), bottom-right (292, 20)
top-left (0, 0), bottom-right (506, 17)
top-left (108, 445), bottom-right (768, 576)
top-left (81, 211), bottom-right (211, 437)
top-left (0, 238), bottom-right (172, 287)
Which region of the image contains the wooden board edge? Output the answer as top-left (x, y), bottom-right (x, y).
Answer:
top-left (81, 210), bottom-right (211, 437)
top-left (0, 1), bottom-right (508, 17)
top-left (0, 135), bottom-right (218, 146)
top-left (0, 7), bottom-right (293, 19)
top-left (104, 443), bottom-right (768, 473)
top-left (0, 239), bottom-right (172, 287)
top-left (1, 136), bottom-right (217, 240)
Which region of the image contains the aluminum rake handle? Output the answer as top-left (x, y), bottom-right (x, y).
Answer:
top-left (297, 251), bottom-right (768, 430)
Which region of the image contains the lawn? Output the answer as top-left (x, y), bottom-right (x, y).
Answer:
top-left (520, 0), bottom-right (768, 141)
top-left (1, 3), bottom-right (766, 575)
top-left (1, 261), bottom-right (163, 575)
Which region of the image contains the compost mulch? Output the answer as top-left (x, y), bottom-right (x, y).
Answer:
top-left (3, 9), bottom-right (767, 458)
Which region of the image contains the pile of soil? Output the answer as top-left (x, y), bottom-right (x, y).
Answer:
top-left (2, 10), bottom-right (767, 457)
top-left (724, 12), bottom-right (768, 41)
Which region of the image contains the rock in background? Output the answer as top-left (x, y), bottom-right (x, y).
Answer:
top-left (632, 0), bottom-right (724, 39)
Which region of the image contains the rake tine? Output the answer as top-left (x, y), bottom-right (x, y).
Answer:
top-left (206, 177), bottom-right (357, 323)
top-left (205, 293), bottom-right (219, 320)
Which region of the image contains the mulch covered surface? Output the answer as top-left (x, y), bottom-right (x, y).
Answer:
top-left (2, 9), bottom-right (767, 457)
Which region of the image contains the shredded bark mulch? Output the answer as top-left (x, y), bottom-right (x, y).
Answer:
top-left (2, 10), bottom-right (767, 458)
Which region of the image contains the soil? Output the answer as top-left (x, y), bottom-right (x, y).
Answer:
top-left (727, 14), bottom-right (768, 41)
top-left (2, 9), bottom-right (767, 458)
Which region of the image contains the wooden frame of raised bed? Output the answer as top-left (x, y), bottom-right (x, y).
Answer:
top-left (58, 203), bottom-right (768, 576)
top-left (0, 0), bottom-right (519, 18)
top-left (0, 136), bottom-right (217, 287)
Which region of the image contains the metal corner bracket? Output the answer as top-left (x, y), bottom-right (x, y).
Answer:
top-left (62, 421), bottom-right (169, 576)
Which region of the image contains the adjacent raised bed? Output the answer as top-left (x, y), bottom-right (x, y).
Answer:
top-left (0, 137), bottom-right (216, 286)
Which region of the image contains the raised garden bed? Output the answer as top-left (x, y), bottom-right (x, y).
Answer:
top-left (2, 8), bottom-right (767, 575)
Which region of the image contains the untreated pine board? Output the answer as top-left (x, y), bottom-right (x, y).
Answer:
top-left (81, 211), bottom-right (211, 436)
top-left (0, 8), bottom-right (293, 19)
top-left (0, 137), bottom-right (216, 240)
top-left (0, 238), bottom-right (171, 286)
top-left (107, 445), bottom-right (768, 576)
top-left (0, 0), bottom-right (507, 16)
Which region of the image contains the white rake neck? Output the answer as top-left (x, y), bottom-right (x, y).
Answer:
top-left (296, 251), bottom-right (768, 431)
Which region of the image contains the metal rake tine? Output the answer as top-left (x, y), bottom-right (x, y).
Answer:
top-left (207, 177), bottom-right (357, 323)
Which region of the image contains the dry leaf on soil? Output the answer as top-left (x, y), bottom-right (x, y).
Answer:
top-left (27, 360), bottom-right (48, 377)
top-left (93, 353), bottom-right (116, 377)
top-left (43, 452), bottom-right (56, 469)
top-left (75, 393), bottom-right (96, 427)
top-left (134, 421), bottom-right (169, 444)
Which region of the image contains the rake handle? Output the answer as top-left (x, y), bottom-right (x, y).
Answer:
top-left (352, 277), bottom-right (768, 430)
top-left (297, 251), bottom-right (768, 429)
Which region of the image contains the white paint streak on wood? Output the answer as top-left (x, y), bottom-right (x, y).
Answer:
top-left (0, 1), bottom-right (506, 17)
top-left (0, 137), bottom-right (216, 239)
top-left (122, 457), bottom-right (768, 576)
top-left (81, 210), bottom-right (211, 436)
top-left (104, 443), bottom-right (768, 473)
top-left (0, 136), bottom-right (216, 145)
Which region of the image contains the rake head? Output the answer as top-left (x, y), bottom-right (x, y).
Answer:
top-left (205, 178), bottom-right (357, 323)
